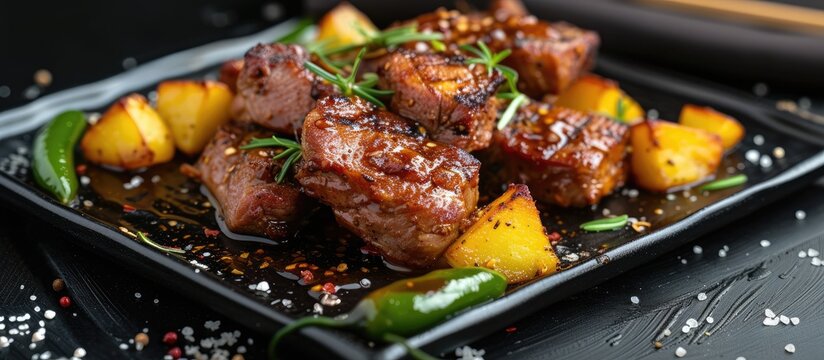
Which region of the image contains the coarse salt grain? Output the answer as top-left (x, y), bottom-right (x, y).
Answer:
top-left (686, 318), bottom-right (699, 328)
top-left (74, 347), bottom-right (87, 358)
top-left (765, 309), bottom-right (776, 318)
top-left (796, 210), bottom-right (806, 220)
top-left (785, 344), bottom-right (795, 354)
top-left (763, 317), bottom-right (780, 326)
top-left (780, 315), bottom-right (790, 324)
top-left (811, 257), bottom-right (821, 267)
top-left (663, 329), bottom-right (671, 336)
top-left (630, 296), bottom-right (639, 304)
top-left (697, 292), bottom-right (707, 301)
top-left (44, 310), bottom-right (55, 320)
top-left (753, 134), bottom-right (765, 146)
top-left (693, 245), bottom-right (703, 254)
top-left (760, 240), bottom-right (771, 247)
top-left (745, 149), bottom-right (760, 163)
top-left (791, 317), bottom-right (800, 325)
top-left (675, 346), bottom-right (687, 357)
top-left (760, 155), bottom-right (773, 168)
top-left (681, 325), bottom-right (690, 333)
top-left (807, 248), bottom-right (818, 257)
top-left (706, 316), bottom-right (715, 323)
top-left (799, 251), bottom-right (807, 258)
top-left (718, 249), bottom-right (727, 257)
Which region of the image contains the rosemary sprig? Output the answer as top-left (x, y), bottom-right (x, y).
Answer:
top-left (460, 41), bottom-right (526, 130)
top-left (274, 18), bottom-right (314, 44)
top-left (615, 97), bottom-right (627, 122)
top-left (320, 23), bottom-right (443, 56)
top-left (580, 214), bottom-right (629, 232)
top-left (137, 231), bottom-right (186, 254)
top-left (304, 48), bottom-right (394, 107)
top-left (240, 136), bottom-right (303, 183)
top-left (700, 174), bottom-right (748, 191)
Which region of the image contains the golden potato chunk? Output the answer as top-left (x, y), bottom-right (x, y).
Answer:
top-left (316, 2), bottom-right (378, 50)
top-left (678, 104), bottom-right (744, 150)
top-left (81, 94), bottom-right (174, 170)
top-left (630, 120), bottom-right (723, 192)
top-left (445, 184), bottom-right (559, 284)
top-left (156, 80), bottom-right (233, 156)
top-left (554, 74), bottom-right (644, 124)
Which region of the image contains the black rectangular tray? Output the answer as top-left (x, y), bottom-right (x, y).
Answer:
top-left (1, 19), bottom-right (824, 360)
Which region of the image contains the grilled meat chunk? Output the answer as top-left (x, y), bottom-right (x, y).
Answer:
top-left (195, 122), bottom-right (313, 239)
top-left (218, 59), bottom-right (244, 93)
top-left (408, 8), bottom-right (599, 97)
top-left (492, 102), bottom-right (629, 207)
top-left (379, 51), bottom-right (504, 151)
top-left (232, 43), bottom-right (335, 134)
top-left (296, 95), bottom-right (481, 268)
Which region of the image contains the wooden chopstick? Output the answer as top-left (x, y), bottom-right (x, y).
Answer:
top-left (637, 0), bottom-right (824, 35)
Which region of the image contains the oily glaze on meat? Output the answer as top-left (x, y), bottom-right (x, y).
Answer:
top-left (379, 51), bottom-right (504, 151)
top-left (296, 95), bottom-right (481, 268)
top-left (231, 43), bottom-right (335, 134)
top-left (407, 7), bottom-right (599, 97)
top-left (492, 102), bottom-right (629, 207)
top-left (195, 122), bottom-right (313, 239)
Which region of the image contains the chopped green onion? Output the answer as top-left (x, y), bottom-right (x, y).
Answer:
top-left (137, 232), bottom-right (186, 254)
top-left (580, 214), bottom-right (629, 232)
top-left (699, 174), bottom-right (748, 191)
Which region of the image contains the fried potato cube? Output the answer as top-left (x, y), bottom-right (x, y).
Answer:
top-left (81, 94), bottom-right (174, 170)
top-left (630, 120), bottom-right (724, 192)
top-left (554, 74), bottom-right (644, 124)
top-left (445, 184), bottom-right (559, 284)
top-left (156, 80), bottom-right (233, 156)
top-left (316, 2), bottom-right (378, 50)
top-left (678, 104), bottom-right (745, 150)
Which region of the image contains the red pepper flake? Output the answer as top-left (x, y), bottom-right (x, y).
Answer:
top-left (300, 270), bottom-right (314, 283)
top-left (203, 228), bottom-right (221, 238)
top-left (167, 346), bottom-right (182, 359)
top-left (162, 331), bottom-right (178, 345)
top-left (59, 296), bottom-right (71, 308)
top-left (75, 164), bottom-right (87, 175)
top-left (547, 231), bottom-right (562, 243)
top-left (122, 204), bottom-right (136, 213)
top-left (506, 326), bottom-right (517, 333)
top-left (322, 282), bottom-right (336, 294)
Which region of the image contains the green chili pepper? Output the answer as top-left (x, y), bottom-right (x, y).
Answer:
top-left (269, 267), bottom-right (507, 359)
top-left (32, 111), bottom-right (87, 204)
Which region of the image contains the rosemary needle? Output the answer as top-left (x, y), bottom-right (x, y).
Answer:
top-left (580, 214), bottom-right (629, 232)
top-left (700, 174), bottom-right (748, 191)
top-left (137, 232), bottom-right (186, 254)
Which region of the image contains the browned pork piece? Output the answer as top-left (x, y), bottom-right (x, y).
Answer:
top-left (378, 51), bottom-right (504, 152)
top-left (492, 102), bottom-right (629, 207)
top-left (218, 59), bottom-right (244, 93)
top-left (231, 43), bottom-right (335, 134)
top-left (195, 122), bottom-right (313, 239)
top-left (408, 6), bottom-right (599, 97)
top-left (296, 95), bottom-right (481, 268)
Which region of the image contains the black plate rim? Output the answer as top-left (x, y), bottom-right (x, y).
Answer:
top-left (2, 20), bottom-right (824, 360)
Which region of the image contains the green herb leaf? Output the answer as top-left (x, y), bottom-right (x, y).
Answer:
top-left (275, 18), bottom-right (314, 44)
top-left (137, 231), bottom-right (186, 254)
top-left (580, 214), bottom-right (629, 232)
top-left (319, 23), bottom-right (443, 56)
top-left (240, 135), bottom-right (303, 183)
top-left (699, 174), bottom-right (748, 191)
top-left (615, 97), bottom-right (627, 122)
top-left (304, 48), bottom-right (394, 107)
top-left (497, 93), bottom-right (528, 130)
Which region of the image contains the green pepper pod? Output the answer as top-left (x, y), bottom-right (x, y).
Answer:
top-left (269, 267), bottom-right (507, 359)
top-left (32, 110), bottom-right (87, 203)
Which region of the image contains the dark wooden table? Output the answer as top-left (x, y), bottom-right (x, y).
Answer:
top-left (2, 1), bottom-right (823, 359)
